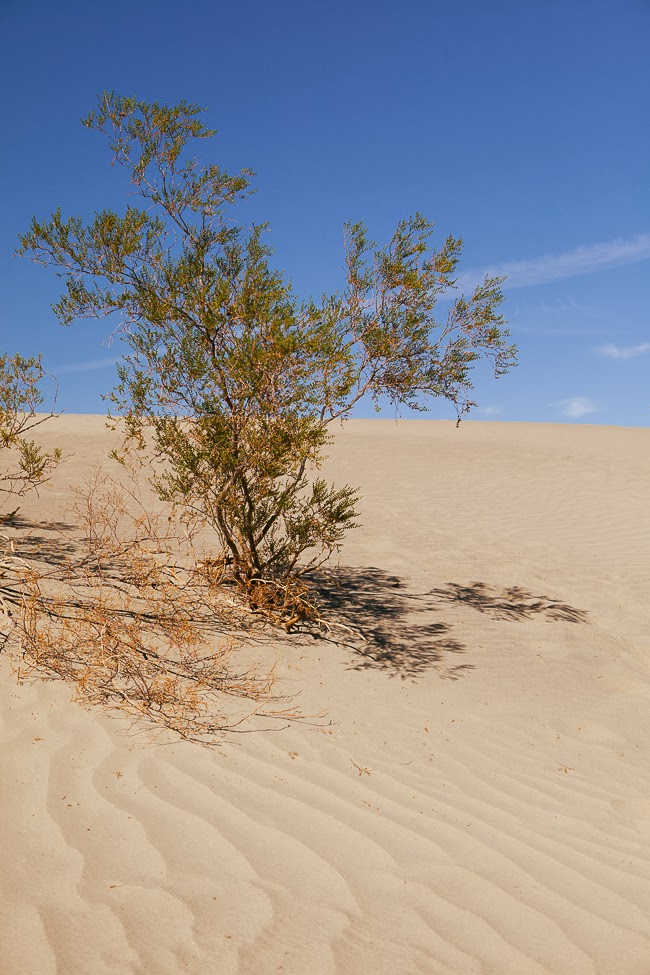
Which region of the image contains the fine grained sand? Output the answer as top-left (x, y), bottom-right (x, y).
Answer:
top-left (1, 417), bottom-right (649, 975)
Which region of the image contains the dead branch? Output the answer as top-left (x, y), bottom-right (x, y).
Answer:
top-left (1, 466), bottom-right (299, 743)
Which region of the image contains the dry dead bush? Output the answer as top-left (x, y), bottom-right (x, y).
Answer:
top-left (242, 574), bottom-right (321, 631)
top-left (2, 465), bottom-right (306, 744)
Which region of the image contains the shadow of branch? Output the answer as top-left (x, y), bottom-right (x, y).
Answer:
top-left (311, 566), bottom-right (472, 680)
top-left (428, 582), bottom-right (588, 623)
top-left (1, 514), bottom-right (79, 566)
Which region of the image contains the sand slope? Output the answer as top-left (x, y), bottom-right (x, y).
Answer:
top-left (1, 417), bottom-right (649, 974)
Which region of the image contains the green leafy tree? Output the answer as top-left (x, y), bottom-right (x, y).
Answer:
top-left (18, 92), bottom-right (516, 611)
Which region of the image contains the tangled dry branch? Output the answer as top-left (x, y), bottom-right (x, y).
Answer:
top-left (0, 467), bottom-right (308, 744)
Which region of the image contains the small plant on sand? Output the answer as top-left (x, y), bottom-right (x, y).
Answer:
top-left (0, 353), bottom-right (60, 617)
top-left (0, 353), bottom-right (60, 518)
top-left (18, 92), bottom-right (517, 621)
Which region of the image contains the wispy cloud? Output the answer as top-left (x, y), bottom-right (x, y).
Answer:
top-left (508, 296), bottom-right (598, 320)
top-left (552, 396), bottom-right (598, 419)
top-left (530, 297), bottom-right (595, 316)
top-left (474, 405), bottom-right (502, 416)
top-left (596, 342), bottom-right (650, 360)
top-left (514, 325), bottom-right (610, 337)
top-left (456, 233), bottom-right (650, 292)
top-left (52, 358), bottom-right (118, 375)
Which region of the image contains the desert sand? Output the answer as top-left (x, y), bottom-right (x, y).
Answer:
top-left (1, 416), bottom-right (649, 975)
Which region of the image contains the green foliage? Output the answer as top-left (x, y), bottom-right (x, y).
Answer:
top-left (0, 354), bottom-right (61, 517)
top-left (18, 92), bottom-right (516, 603)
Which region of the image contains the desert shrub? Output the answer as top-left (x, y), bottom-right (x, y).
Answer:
top-left (0, 353), bottom-right (60, 519)
top-left (18, 92), bottom-right (517, 617)
top-left (0, 352), bottom-right (60, 618)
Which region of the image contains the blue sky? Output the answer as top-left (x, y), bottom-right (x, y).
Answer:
top-left (1, 0), bottom-right (648, 425)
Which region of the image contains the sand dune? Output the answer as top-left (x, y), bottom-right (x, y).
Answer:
top-left (1, 417), bottom-right (649, 974)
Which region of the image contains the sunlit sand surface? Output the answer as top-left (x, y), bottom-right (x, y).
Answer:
top-left (1, 417), bottom-right (649, 974)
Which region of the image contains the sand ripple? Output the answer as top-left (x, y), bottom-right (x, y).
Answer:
top-left (1, 417), bottom-right (649, 973)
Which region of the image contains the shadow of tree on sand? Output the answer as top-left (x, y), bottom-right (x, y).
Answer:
top-left (308, 569), bottom-right (589, 680)
top-left (0, 514), bottom-right (79, 567)
top-left (311, 566), bottom-right (472, 680)
top-left (428, 582), bottom-right (588, 623)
